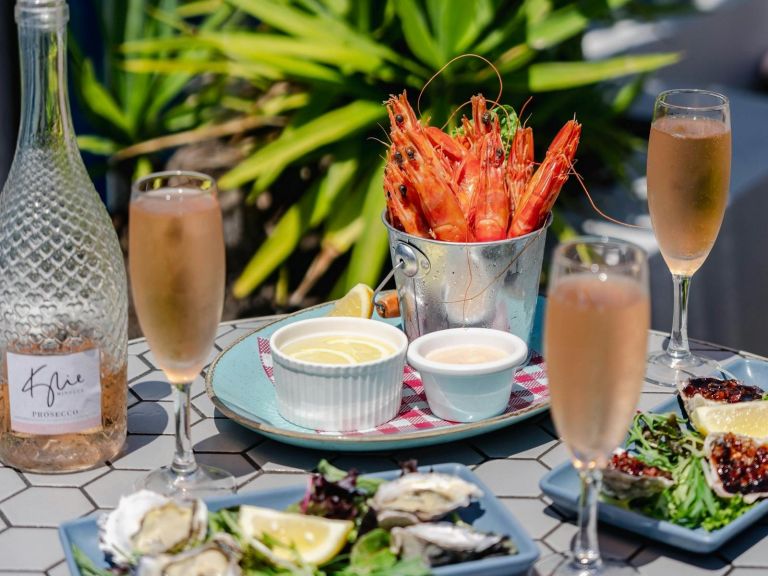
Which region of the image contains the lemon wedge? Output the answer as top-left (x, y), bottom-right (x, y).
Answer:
top-left (691, 402), bottom-right (768, 437)
top-left (238, 505), bottom-right (353, 566)
top-left (327, 283), bottom-right (374, 318)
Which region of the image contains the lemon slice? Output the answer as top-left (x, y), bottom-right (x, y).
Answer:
top-left (325, 337), bottom-right (393, 362)
top-left (691, 402), bottom-right (768, 437)
top-left (327, 284), bottom-right (374, 318)
top-left (290, 348), bottom-right (356, 365)
top-left (238, 505), bottom-right (353, 566)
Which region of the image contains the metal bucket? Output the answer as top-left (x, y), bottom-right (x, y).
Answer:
top-left (383, 213), bottom-right (552, 346)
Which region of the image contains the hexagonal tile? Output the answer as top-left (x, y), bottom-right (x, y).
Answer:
top-left (215, 328), bottom-right (257, 351)
top-left (543, 522), bottom-right (641, 561)
top-left (0, 468), bottom-right (26, 501)
top-left (235, 318), bottom-right (278, 331)
top-left (500, 498), bottom-right (562, 539)
top-left (247, 441), bottom-right (326, 473)
top-left (193, 418), bottom-right (261, 453)
top-left (0, 513), bottom-right (6, 531)
top-left (128, 339), bottom-right (150, 355)
top-left (128, 353), bottom-right (152, 381)
top-left (721, 523), bottom-right (768, 566)
top-left (128, 401), bottom-right (180, 435)
top-left (24, 466), bottom-right (108, 487)
top-left (196, 453), bottom-right (259, 487)
top-left (85, 470), bottom-right (149, 508)
top-left (130, 370), bottom-right (172, 401)
top-left (392, 442), bottom-right (484, 467)
top-left (631, 545), bottom-right (729, 574)
top-left (729, 570), bottom-right (768, 576)
top-left (192, 391), bottom-right (225, 419)
top-left (243, 472), bottom-right (311, 492)
top-left (47, 560), bottom-right (71, 576)
top-left (216, 324), bottom-right (236, 338)
top-left (111, 434), bottom-right (175, 470)
top-left (2, 487), bottom-right (93, 527)
top-left (331, 455), bottom-right (398, 474)
top-left (536, 414), bottom-right (557, 438)
top-left (473, 459), bottom-right (548, 497)
top-left (0, 527), bottom-right (62, 570)
top-left (473, 421), bottom-right (557, 459)
top-left (539, 442), bottom-right (570, 470)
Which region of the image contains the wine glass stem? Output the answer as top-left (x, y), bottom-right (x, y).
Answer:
top-left (668, 274), bottom-right (691, 359)
top-left (573, 467), bottom-right (602, 570)
top-left (172, 382), bottom-right (198, 477)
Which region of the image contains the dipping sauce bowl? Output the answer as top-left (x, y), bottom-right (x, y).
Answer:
top-left (407, 328), bottom-right (528, 422)
top-left (270, 317), bottom-right (408, 431)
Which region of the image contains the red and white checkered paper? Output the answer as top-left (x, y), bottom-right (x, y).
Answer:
top-left (257, 337), bottom-right (548, 436)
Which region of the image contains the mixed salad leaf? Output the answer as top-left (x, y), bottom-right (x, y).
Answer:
top-left (603, 412), bottom-right (755, 531)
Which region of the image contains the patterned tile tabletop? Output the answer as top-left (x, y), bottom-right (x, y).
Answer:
top-left (1, 318), bottom-right (767, 575)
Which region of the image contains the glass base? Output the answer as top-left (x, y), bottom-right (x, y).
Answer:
top-left (138, 464), bottom-right (237, 498)
top-left (645, 350), bottom-right (734, 388)
top-left (532, 552), bottom-right (639, 575)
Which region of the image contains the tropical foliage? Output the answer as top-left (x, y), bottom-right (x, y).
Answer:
top-left (73, 0), bottom-right (681, 307)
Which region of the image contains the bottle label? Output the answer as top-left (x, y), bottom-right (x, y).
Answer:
top-left (7, 349), bottom-right (102, 434)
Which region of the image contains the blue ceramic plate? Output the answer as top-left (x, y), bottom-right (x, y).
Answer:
top-left (59, 463), bottom-right (539, 576)
top-left (540, 357), bottom-right (768, 553)
top-left (204, 299), bottom-right (549, 452)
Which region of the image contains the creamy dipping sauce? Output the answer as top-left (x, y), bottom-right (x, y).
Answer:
top-left (425, 345), bottom-right (508, 364)
top-left (281, 334), bottom-right (395, 365)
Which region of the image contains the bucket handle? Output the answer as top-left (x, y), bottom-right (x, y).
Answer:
top-left (373, 242), bottom-right (430, 318)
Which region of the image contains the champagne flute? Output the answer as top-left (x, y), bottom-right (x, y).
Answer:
top-left (129, 171), bottom-right (235, 497)
top-left (646, 89), bottom-right (731, 384)
top-left (543, 238), bottom-right (650, 575)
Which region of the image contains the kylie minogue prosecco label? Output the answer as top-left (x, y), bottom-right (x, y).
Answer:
top-left (7, 349), bottom-right (102, 434)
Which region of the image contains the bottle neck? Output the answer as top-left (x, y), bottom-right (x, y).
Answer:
top-left (16, 11), bottom-right (74, 148)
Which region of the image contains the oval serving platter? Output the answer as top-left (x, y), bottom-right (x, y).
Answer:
top-left (205, 299), bottom-right (549, 451)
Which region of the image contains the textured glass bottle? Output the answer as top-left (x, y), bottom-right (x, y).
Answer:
top-left (0, 0), bottom-right (128, 472)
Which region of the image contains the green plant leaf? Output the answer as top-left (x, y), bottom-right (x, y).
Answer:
top-left (427, 0), bottom-right (493, 59)
top-left (340, 159), bottom-right (388, 293)
top-left (523, 53), bottom-right (680, 92)
top-left (77, 135), bottom-right (120, 156)
top-left (393, 0), bottom-right (441, 69)
top-left (220, 100), bottom-right (385, 192)
top-left (232, 150), bottom-right (359, 298)
top-left (528, 0), bottom-right (630, 50)
top-left (76, 59), bottom-right (133, 137)
top-left (229, 0), bottom-right (430, 78)
top-left (123, 57), bottom-right (274, 80)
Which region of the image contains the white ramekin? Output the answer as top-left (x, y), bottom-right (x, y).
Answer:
top-left (406, 328), bottom-right (528, 422)
top-left (269, 317), bottom-right (408, 431)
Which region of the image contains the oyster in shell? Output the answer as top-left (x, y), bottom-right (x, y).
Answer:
top-left (678, 377), bottom-right (763, 417)
top-left (602, 449), bottom-right (674, 500)
top-left (99, 490), bottom-right (208, 567)
top-left (369, 472), bottom-right (483, 528)
top-left (137, 534), bottom-right (242, 576)
top-left (390, 522), bottom-right (514, 567)
top-left (704, 432), bottom-right (768, 504)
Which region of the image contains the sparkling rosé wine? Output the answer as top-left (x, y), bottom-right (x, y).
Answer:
top-left (130, 190), bottom-right (225, 384)
top-left (0, 0), bottom-right (128, 471)
top-left (545, 274), bottom-right (650, 467)
top-left (647, 115), bottom-right (731, 276)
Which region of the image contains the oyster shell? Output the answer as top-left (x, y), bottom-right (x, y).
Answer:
top-left (602, 449), bottom-right (674, 500)
top-left (99, 490), bottom-right (208, 567)
top-left (137, 533), bottom-right (242, 576)
top-left (390, 522), bottom-right (514, 567)
top-left (704, 432), bottom-right (768, 503)
top-left (678, 377), bottom-right (763, 417)
top-left (369, 472), bottom-right (483, 528)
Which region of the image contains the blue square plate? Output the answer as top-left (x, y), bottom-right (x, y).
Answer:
top-left (540, 394), bottom-right (768, 553)
top-left (60, 463), bottom-right (539, 575)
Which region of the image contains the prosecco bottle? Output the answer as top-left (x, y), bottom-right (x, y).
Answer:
top-left (0, 0), bottom-right (128, 472)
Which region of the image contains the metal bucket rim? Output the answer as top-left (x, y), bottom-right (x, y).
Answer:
top-left (381, 211), bottom-right (553, 246)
